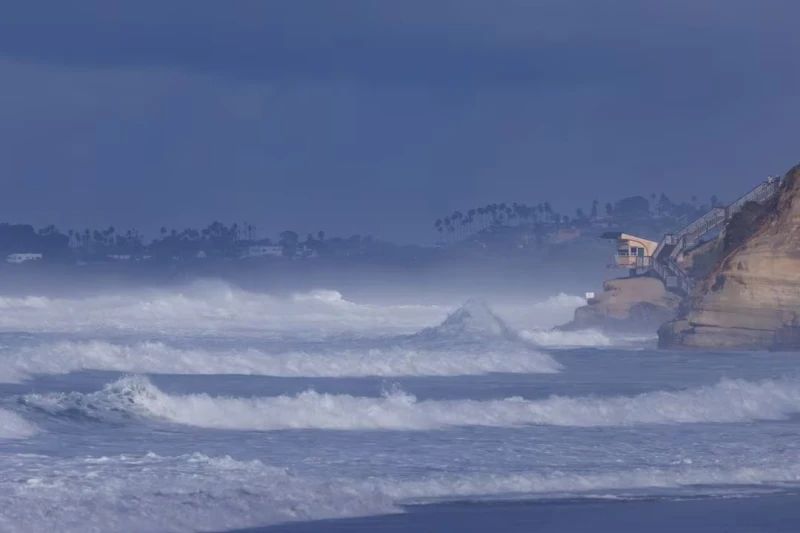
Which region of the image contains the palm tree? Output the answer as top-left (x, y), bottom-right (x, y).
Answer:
top-left (317, 230), bottom-right (326, 241)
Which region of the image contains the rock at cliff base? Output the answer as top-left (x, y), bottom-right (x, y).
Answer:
top-left (558, 276), bottom-right (680, 334)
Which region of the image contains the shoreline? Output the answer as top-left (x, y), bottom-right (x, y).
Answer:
top-left (223, 492), bottom-right (800, 533)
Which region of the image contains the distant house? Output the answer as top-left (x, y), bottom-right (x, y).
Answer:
top-left (244, 245), bottom-right (283, 258)
top-left (297, 246), bottom-right (319, 259)
top-left (7, 253), bottom-right (43, 264)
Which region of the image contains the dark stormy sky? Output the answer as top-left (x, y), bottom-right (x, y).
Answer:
top-left (1, 1), bottom-right (799, 243)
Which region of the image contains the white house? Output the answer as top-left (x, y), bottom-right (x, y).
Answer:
top-left (7, 253), bottom-right (43, 264)
top-left (245, 245), bottom-right (283, 258)
top-left (298, 246), bottom-right (319, 259)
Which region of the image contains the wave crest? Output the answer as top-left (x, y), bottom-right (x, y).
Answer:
top-left (0, 339), bottom-right (560, 383)
top-left (414, 299), bottom-right (520, 342)
top-left (20, 375), bottom-right (800, 431)
top-left (291, 289), bottom-right (349, 304)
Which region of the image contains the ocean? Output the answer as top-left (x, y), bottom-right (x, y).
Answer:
top-left (1, 280), bottom-right (799, 532)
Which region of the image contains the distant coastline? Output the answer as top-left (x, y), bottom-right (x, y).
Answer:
top-left (0, 191), bottom-right (717, 270)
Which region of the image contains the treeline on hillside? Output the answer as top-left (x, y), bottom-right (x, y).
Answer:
top-left (0, 221), bottom-right (399, 262)
top-left (434, 193), bottom-right (721, 241)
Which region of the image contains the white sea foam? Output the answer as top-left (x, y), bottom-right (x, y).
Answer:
top-left (377, 463), bottom-right (800, 503)
top-left (0, 339), bottom-right (560, 383)
top-left (0, 451), bottom-right (397, 533)
top-left (0, 409), bottom-right (37, 439)
top-left (22, 375), bottom-right (800, 431)
top-left (3, 450), bottom-right (800, 533)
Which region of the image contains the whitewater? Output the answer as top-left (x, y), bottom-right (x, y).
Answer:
top-left (2, 282), bottom-right (800, 532)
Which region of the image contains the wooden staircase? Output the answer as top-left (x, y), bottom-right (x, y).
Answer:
top-left (651, 177), bottom-right (781, 294)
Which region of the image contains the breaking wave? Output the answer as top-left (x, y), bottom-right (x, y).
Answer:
top-left (0, 339), bottom-right (561, 382)
top-left (20, 375), bottom-right (800, 431)
top-left (290, 289), bottom-right (351, 305)
top-left (0, 284), bottom-right (590, 340)
top-left (5, 450), bottom-right (800, 533)
top-left (0, 282), bottom-right (450, 337)
top-left (0, 409), bottom-right (37, 439)
top-left (413, 299), bottom-right (521, 342)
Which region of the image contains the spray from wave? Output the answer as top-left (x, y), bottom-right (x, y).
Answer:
top-left (492, 293), bottom-right (631, 348)
top-left (0, 283), bottom-right (596, 342)
top-left (0, 409), bottom-right (37, 439)
top-left (413, 299), bottom-right (520, 342)
top-left (519, 328), bottom-right (613, 347)
top-left (19, 374), bottom-right (800, 431)
top-left (0, 281), bottom-right (451, 337)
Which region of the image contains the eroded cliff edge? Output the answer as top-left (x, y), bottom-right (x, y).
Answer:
top-left (659, 164), bottom-right (800, 350)
top-left (558, 277), bottom-right (681, 334)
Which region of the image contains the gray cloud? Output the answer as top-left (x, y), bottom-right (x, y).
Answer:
top-left (0, 1), bottom-right (799, 242)
top-left (2, 1), bottom-right (796, 85)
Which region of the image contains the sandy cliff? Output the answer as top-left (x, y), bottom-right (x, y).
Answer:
top-left (659, 164), bottom-right (800, 350)
top-left (558, 276), bottom-right (681, 334)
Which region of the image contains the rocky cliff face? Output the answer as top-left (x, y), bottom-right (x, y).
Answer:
top-left (659, 164), bottom-right (800, 350)
top-left (558, 276), bottom-right (681, 334)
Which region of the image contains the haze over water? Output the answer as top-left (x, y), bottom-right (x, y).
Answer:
top-left (1, 281), bottom-right (800, 532)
